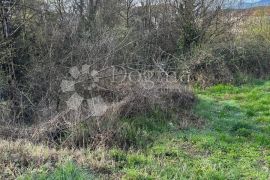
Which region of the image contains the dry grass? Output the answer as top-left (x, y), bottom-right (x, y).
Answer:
top-left (0, 139), bottom-right (117, 179)
top-left (0, 81), bottom-right (197, 150)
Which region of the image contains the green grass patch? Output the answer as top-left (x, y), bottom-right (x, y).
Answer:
top-left (18, 80), bottom-right (270, 179)
top-left (108, 80), bottom-right (270, 179)
top-left (18, 161), bottom-right (95, 180)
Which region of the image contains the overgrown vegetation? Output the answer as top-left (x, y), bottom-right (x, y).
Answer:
top-left (104, 80), bottom-right (270, 179)
top-left (1, 80), bottom-right (269, 179)
top-left (1, 0), bottom-right (270, 179)
top-left (18, 161), bottom-right (94, 180)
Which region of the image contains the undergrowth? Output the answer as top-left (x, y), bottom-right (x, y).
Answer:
top-left (18, 161), bottom-right (94, 180)
top-left (108, 80), bottom-right (270, 179)
top-left (2, 80), bottom-right (270, 179)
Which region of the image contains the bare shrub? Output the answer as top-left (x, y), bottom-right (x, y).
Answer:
top-left (183, 48), bottom-right (234, 87)
top-left (54, 81), bottom-right (195, 148)
top-left (0, 79), bottom-right (198, 149)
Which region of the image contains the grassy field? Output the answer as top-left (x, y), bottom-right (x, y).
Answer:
top-left (106, 80), bottom-right (270, 179)
top-left (4, 80), bottom-right (270, 179)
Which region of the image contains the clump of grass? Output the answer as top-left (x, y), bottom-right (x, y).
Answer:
top-left (256, 116), bottom-right (270, 123)
top-left (117, 110), bottom-right (170, 149)
top-left (18, 161), bottom-right (95, 180)
top-left (230, 122), bottom-right (254, 137)
top-left (0, 139), bottom-right (115, 179)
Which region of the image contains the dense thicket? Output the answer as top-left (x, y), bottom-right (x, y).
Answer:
top-left (0, 0), bottom-right (269, 126)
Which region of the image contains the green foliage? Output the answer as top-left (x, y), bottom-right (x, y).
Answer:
top-left (117, 110), bottom-right (170, 149)
top-left (106, 80), bottom-right (270, 179)
top-left (18, 161), bottom-right (94, 180)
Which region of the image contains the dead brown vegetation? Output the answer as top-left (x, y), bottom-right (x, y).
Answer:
top-left (0, 80), bottom-right (198, 149)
